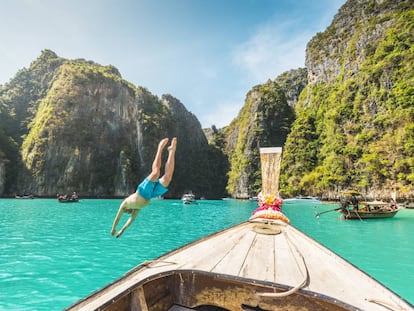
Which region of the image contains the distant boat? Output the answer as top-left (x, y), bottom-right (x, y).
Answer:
top-left (15, 194), bottom-right (34, 199)
top-left (181, 193), bottom-right (196, 204)
top-left (222, 197), bottom-right (233, 200)
top-left (339, 191), bottom-right (400, 220)
top-left (57, 192), bottom-right (79, 203)
top-left (283, 196), bottom-right (320, 204)
top-left (340, 200), bottom-right (400, 219)
top-left (58, 197), bottom-right (79, 203)
top-left (403, 201), bottom-right (414, 209)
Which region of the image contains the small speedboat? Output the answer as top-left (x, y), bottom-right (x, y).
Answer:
top-left (15, 194), bottom-right (34, 199)
top-left (283, 196), bottom-right (320, 204)
top-left (181, 193), bottom-right (196, 204)
top-left (57, 193), bottom-right (79, 203)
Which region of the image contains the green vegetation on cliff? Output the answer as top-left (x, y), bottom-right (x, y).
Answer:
top-left (280, 2), bottom-right (414, 198)
top-left (1, 0), bottom-right (412, 200)
top-left (225, 80), bottom-right (295, 198)
top-left (0, 50), bottom-right (227, 198)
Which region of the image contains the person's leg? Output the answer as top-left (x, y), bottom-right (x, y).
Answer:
top-left (147, 138), bottom-right (169, 182)
top-left (116, 210), bottom-right (139, 238)
top-left (159, 137), bottom-right (176, 187)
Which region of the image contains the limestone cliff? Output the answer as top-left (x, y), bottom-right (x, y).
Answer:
top-left (0, 161), bottom-right (5, 194)
top-left (281, 0), bottom-right (414, 199)
top-left (306, 0), bottom-right (409, 85)
top-left (274, 68), bottom-right (308, 108)
top-left (0, 50), bottom-right (223, 198)
top-left (1, 0), bottom-right (412, 200)
top-left (224, 79), bottom-right (295, 198)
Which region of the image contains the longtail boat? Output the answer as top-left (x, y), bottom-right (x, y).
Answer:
top-left (66, 148), bottom-right (413, 311)
top-left (339, 191), bottom-right (400, 220)
top-left (340, 203), bottom-right (400, 219)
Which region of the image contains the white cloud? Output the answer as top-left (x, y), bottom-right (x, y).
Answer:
top-left (200, 93), bottom-right (246, 129)
top-left (232, 21), bottom-right (313, 83)
top-left (0, 0), bottom-right (346, 130)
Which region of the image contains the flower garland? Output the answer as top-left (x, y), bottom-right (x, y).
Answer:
top-left (250, 192), bottom-right (290, 224)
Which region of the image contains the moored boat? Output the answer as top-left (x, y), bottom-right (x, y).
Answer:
top-left (57, 192), bottom-right (79, 203)
top-left (341, 201), bottom-right (400, 219)
top-left (339, 191), bottom-right (400, 220)
top-left (58, 197), bottom-right (79, 203)
top-left (181, 192), bottom-right (196, 204)
top-left (15, 194), bottom-right (34, 199)
top-left (403, 201), bottom-right (414, 209)
top-left (283, 196), bottom-right (320, 204)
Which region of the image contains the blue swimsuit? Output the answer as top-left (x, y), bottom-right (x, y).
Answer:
top-left (137, 177), bottom-right (168, 200)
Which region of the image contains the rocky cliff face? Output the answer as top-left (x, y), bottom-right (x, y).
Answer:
top-left (159, 94), bottom-right (225, 198)
top-left (224, 79), bottom-right (295, 198)
top-left (281, 0), bottom-right (414, 199)
top-left (0, 50), bottom-right (222, 198)
top-left (274, 68), bottom-right (308, 108)
top-left (20, 61), bottom-right (142, 196)
top-left (0, 161), bottom-right (5, 194)
top-left (1, 0), bottom-right (412, 200)
top-left (306, 0), bottom-right (409, 85)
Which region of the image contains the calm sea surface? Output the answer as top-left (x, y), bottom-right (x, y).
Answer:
top-left (0, 198), bottom-right (413, 310)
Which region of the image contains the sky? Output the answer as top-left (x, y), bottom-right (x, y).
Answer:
top-left (0, 0), bottom-right (345, 128)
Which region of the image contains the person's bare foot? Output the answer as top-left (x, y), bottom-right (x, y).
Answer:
top-left (158, 138), bottom-right (169, 151)
top-left (168, 137), bottom-right (177, 153)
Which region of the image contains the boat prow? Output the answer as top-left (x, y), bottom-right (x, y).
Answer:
top-left (66, 220), bottom-right (412, 311)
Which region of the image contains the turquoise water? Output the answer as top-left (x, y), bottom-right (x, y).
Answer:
top-left (0, 199), bottom-right (413, 310)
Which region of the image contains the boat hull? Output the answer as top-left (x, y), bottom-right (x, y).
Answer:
top-left (181, 193), bottom-right (196, 204)
top-left (87, 270), bottom-right (356, 311)
top-left (182, 199), bottom-right (195, 204)
top-left (341, 210), bottom-right (399, 219)
top-left (58, 198), bottom-right (79, 203)
top-left (65, 220), bottom-right (412, 311)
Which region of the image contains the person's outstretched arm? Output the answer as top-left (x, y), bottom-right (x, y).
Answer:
top-left (115, 210), bottom-right (139, 238)
top-left (111, 201), bottom-right (126, 236)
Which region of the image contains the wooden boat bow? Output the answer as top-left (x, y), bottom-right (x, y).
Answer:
top-left (66, 220), bottom-right (413, 311)
top-left (66, 146), bottom-right (412, 311)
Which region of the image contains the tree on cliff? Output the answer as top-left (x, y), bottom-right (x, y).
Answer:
top-left (224, 80), bottom-right (295, 199)
top-left (280, 0), bottom-right (414, 199)
top-left (0, 51), bottom-right (227, 198)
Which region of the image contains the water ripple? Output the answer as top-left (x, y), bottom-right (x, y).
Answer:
top-left (0, 199), bottom-right (413, 310)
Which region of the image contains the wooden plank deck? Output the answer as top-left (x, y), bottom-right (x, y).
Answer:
top-left (67, 220), bottom-right (413, 311)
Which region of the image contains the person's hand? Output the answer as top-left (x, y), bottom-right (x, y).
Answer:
top-left (116, 230), bottom-right (124, 238)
